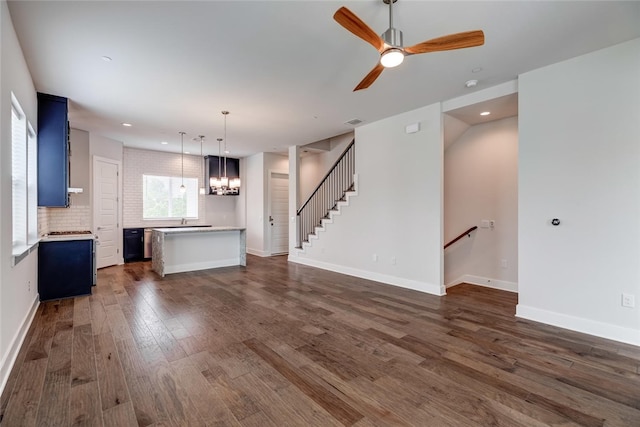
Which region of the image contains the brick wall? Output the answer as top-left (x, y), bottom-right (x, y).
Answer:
top-left (46, 205), bottom-right (92, 232)
top-left (123, 147), bottom-right (208, 227)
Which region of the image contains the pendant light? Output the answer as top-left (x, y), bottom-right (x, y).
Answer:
top-left (198, 135), bottom-right (205, 195)
top-left (179, 131), bottom-right (186, 194)
top-left (208, 110), bottom-right (240, 195)
top-left (209, 138), bottom-right (224, 194)
top-left (222, 110), bottom-right (241, 191)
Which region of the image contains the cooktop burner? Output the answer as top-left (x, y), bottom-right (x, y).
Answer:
top-left (48, 231), bottom-right (93, 236)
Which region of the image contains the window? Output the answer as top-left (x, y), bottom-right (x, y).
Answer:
top-left (143, 174), bottom-right (198, 220)
top-left (12, 93), bottom-right (38, 263)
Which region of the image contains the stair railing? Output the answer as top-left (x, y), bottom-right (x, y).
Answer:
top-left (444, 226), bottom-right (478, 249)
top-left (296, 140), bottom-right (355, 248)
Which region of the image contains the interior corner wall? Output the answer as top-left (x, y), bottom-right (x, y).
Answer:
top-left (246, 152), bottom-right (265, 255)
top-left (290, 103), bottom-right (444, 295)
top-left (444, 116), bottom-right (518, 291)
top-left (233, 157), bottom-right (247, 227)
top-left (0, 0), bottom-right (39, 393)
top-left (518, 38), bottom-right (640, 345)
top-left (69, 128), bottom-right (90, 206)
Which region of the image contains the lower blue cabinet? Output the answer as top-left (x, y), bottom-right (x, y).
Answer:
top-left (38, 239), bottom-right (93, 301)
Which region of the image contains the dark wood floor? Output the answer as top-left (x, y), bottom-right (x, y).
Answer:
top-left (1, 255), bottom-right (639, 426)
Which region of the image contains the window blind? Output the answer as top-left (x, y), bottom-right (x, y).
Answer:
top-left (11, 100), bottom-right (27, 248)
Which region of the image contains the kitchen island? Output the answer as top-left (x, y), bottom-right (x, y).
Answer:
top-left (151, 226), bottom-right (246, 277)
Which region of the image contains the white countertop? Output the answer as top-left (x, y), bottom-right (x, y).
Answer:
top-left (40, 234), bottom-right (96, 242)
top-left (152, 226), bottom-right (245, 234)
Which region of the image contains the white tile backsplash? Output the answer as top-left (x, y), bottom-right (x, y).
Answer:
top-left (46, 205), bottom-right (91, 233)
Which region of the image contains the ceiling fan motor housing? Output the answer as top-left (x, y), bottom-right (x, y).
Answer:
top-left (382, 27), bottom-right (403, 48)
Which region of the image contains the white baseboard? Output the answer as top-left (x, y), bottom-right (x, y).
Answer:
top-left (516, 304), bottom-right (640, 347)
top-left (246, 248), bottom-right (269, 257)
top-left (446, 274), bottom-right (518, 293)
top-left (289, 255), bottom-right (445, 296)
top-left (164, 258), bottom-right (240, 274)
top-left (0, 295), bottom-right (39, 395)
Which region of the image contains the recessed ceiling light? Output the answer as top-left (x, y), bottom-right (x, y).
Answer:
top-left (101, 56), bottom-right (112, 62)
top-left (121, 122), bottom-right (132, 127)
top-left (185, 151), bottom-right (190, 154)
top-left (224, 150), bottom-right (230, 154)
top-left (480, 111), bottom-right (491, 116)
top-left (160, 141), bottom-right (168, 145)
top-left (465, 79), bottom-right (478, 88)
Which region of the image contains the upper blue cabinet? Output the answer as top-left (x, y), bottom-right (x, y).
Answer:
top-left (37, 93), bottom-right (69, 207)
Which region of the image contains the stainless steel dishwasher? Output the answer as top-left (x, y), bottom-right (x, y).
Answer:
top-left (143, 228), bottom-right (153, 259)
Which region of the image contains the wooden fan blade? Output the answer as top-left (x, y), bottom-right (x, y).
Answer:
top-left (404, 30), bottom-right (485, 55)
top-left (354, 63), bottom-right (385, 91)
top-left (334, 7), bottom-right (385, 52)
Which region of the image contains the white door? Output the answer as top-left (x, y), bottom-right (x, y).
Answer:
top-left (269, 172), bottom-right (289, 255)
top-left (94, 157), bottom-right (120, 268)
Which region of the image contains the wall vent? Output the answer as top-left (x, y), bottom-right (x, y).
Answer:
top-left (344, 118), bottom-right (363, 126)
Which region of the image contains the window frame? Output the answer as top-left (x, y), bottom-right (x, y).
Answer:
top-left (11, 93), bottom-right (38, 265)
top-left (142, 174), bottom-right (199, 221)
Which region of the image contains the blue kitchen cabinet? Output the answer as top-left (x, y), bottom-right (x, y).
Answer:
top-left (123, 228), bottom-right (144, 262)
top-left (37, 92), bottom-right (69, 207)
top-left (38, 240), bottom-right (94, 301)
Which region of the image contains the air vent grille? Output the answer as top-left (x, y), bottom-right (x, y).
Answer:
top-left (344, 118), bottom-right (363, 126)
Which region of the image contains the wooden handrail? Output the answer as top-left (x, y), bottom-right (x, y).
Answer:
top-left (444, 226), bottom-right (478, 249)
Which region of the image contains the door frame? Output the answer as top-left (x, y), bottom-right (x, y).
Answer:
top-left (267, 170), bottom-right (289, 256)
top-left (92, 155), bottom-right (123, 266)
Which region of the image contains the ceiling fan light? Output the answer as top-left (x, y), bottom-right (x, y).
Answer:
top-left (380, 49), bottom-right (404, 68)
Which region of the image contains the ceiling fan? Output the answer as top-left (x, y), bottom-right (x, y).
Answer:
top-left (334, 0), bottom-right (485, 91)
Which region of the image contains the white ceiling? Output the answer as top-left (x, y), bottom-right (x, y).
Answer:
top-left (7, 1), bottom-right (640, 157)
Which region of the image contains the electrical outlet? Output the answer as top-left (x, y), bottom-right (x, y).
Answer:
top-left (391, 256), bottom-right (396, 265)
top-left (489, 220), bottom-right (496, 230)
top-left (372, 254), bottom-right (378, 262)
top-left (480, 220), bottom-right (490, 229)
top-left (501, 259), bottom-right (508, 269)
top-left (622, 293), bottom-right (635, 308)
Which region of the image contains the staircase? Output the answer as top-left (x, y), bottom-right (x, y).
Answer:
top-left (296, 140), bottom-right (356, 249)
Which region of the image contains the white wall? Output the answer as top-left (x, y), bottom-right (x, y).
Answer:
top-left (290, 103), bottom-right (444, 295)
top-left (233, 157), bottom-right (247, 227)
top-left (90, 133), bottom-right (123, 162)
top-left (518, 38), bottom-right (640, 345)
top-left (246, 153), bottom-right (265, 255)
top-left (245, 152), bottom-right (288, 256)
top-left (122, 147), bottom-right (209, 228)
top-left (0, 0), bottom-right (39, 393)
top-left (444, 116), bottom-right (518, 291)
top-left (299, 132), bottom-right (353, 203)
top-left (69, 128), bottom-right (90, 206)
